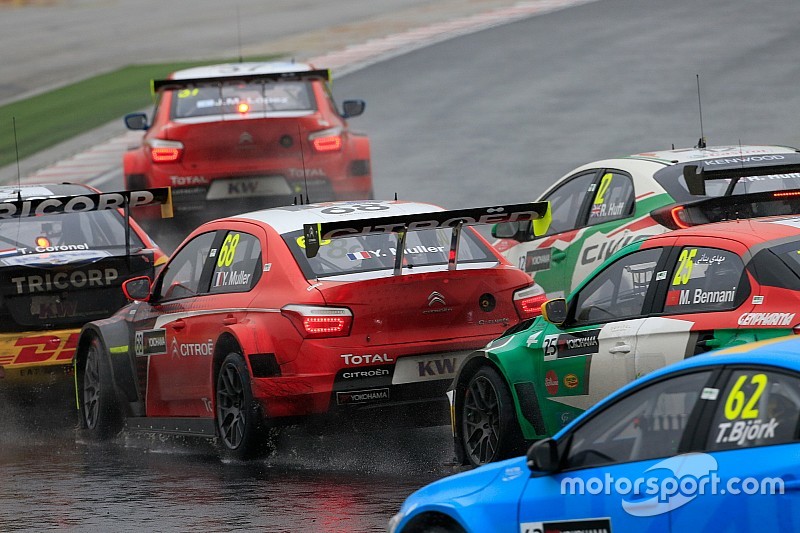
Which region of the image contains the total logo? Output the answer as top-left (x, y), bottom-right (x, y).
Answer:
top-left (171, 337), bottom-right (214, 357)
top-left (340, 353), bottom-right (394, 366)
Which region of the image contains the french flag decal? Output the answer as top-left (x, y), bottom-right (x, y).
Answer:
top-left (346, 251), bottom-right (372, 261)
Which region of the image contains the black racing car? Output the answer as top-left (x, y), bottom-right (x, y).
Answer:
top-left (0, 183), bottom-right (170, 406)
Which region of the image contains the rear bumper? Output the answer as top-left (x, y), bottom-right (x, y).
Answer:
top-left (131, 169), bottom-right (373, 222)
top-left (250, 343), bottom-right (484, 422)
top-left (0, 329), bottom-right (79, 387)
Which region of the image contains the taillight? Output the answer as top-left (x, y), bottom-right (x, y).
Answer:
top-left (650, 204), bottom-right (691, 230)
top-left (793, 324), bottom-right (800, 335)
top-left (148, 139), bottom-right (184, 163)
top-left (281, 305), bottom-right (353, 338)
top-left (513, 284), bottom-right (547, 319)
top-left (309, 128), bottom-right (343, 152)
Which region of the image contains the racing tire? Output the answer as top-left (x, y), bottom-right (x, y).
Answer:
top-left (216, 352), bottom-right (271, 461)
top-left (460, 366), bottom-right (523, 467)
top-left (81, 336), bottom-right (124, 440)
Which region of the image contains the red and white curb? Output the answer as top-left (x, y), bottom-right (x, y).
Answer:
top-left (22, 0), bottom-right (598, 186)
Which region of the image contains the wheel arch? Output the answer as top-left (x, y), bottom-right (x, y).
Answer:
top-left (400, 511), bottom-right (466, 533)
top-left (75, 320), bottom-right (141, 416)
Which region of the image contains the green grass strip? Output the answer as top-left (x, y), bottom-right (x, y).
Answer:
top-left (0, 55), bottom-right (281, 169)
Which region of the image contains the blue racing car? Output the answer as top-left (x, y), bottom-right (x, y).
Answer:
top-left (389, 336), bottom-right (800, 532)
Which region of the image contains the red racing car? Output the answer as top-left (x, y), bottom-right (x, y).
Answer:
top-left (73, 200), bottom-right (550, 459)
top-left (123, 61), bottom-right (373, 243)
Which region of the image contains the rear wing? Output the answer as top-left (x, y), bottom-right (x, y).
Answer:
top-left (651, 188), bottom-right (800, 229)
top-left (303, 202), bottom-right (551, 275)
top-left (684, 162), bottom-right (800, 196)
top-left (0, 187), bottom-right (173, 219)
top-left (0, 187), bottom-right (172, 259)
top-left (152, 69), bottom-right (331, 93)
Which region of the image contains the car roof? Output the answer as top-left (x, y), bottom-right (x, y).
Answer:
top-left (627, 144), bottom-right (799, 165)
top-left (0, 182), bottom-right (95, 201)
top-left (233, 200), bottom-right (446, 235)
top-left (170, 61), bottom-right (315, 80)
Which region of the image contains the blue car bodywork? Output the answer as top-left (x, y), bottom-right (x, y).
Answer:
top-left (390, 337), bottom-right (800, 533)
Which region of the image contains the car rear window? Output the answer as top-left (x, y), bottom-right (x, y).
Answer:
top-left (0, 210), bottom-right (144, 256)
top-left (755, 238), bottom-right (800, 291)
top-left (284, 227), bottom-right (496, 279)
top-left (170, 81), bottom-right (315, 119)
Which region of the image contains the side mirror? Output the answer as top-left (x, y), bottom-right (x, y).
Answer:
top-left (124, 112), bottom-right (149, 131)
top-left (527, 438), bottom-right (560, 473)
top-left (123, 276), bottom-right (152, 302)
top-left (542, 298), bottom-right (568, 326)
top-left (491, 221), bottom-right (534, 242)
top-left (341, 100), bottom-right (366, 118)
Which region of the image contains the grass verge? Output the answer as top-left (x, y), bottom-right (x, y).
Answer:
top-left (0, 55), bottom-right (281, 169)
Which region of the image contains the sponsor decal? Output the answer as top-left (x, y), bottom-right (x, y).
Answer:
top-left (392, 351), bottom-right (470, 385)
top-left (170, 176), bottom-right (208, 186)
top-left (340, 353), bottom-right (394, 366)
top-left (523, 248), bottom-right (551, 273)
top-left (336, 388), bottom-right (390, 405)
top-left (424, 290), bottom-right (453, 314)
top-left (545, 370), bottom-right (559, 395)
top-left (544, 330), bottom-right (601, 360)
top-left (341, 368), bottom-right (391, 379)
top-left (170, 338), bottom-right (214, 357)
top-left (0, 332), bottom-right (79, 366)
top-left (477, 317), bottom-right (509, 326)
top-left (737, 312), bottom-right (795, 326)
top-left (521, 518), bottom-right (611, 533)
top-left (287, 168), bottom-right (325, 178)
top-left (580, 233), bottom-right (641, 266)
top-left (134, 329), bottom-right (167, 356)
top-left (705, 154), bottom-right (786, 166)
top-left (11, 268), bottom-right (118, 295)
top-left (563, 373), bottom-right (579, 389)
top-left (752, 295), bottom-right (764, 304)
top-left (417, 357), bottom-right (458, 377)
top-left (0, 189), bottom-right (167, 219)
top-left (213, 270), bottom-right (251, 287)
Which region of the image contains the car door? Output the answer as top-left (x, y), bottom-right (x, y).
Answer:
top-left (518, 369), bottom-right (715, 532)
top-left (633, 240), bottom-right (756, 379)
top-left (540, 245), bottom-right (670, 430)
top-left (669, 365), bottom-right (800, 531)
top-left (134, 230), bottom-right (218, 416)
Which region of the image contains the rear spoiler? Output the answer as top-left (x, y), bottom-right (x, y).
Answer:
top-left (684, 162), bottom-right (800, 196)
top-left (651, 188), bottom-right (800, 230)
top-left (0, 187), bottom-right (173, 219)
top-left (303, 202), bottom-right (551, 274)
top-left (152, 69), bottom-right (331, 93)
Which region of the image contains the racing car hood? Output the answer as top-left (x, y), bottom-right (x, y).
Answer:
top-left (392, 457), bottom-right (529, 531)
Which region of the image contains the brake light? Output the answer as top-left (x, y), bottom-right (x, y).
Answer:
top-left (148, 139), bottom-right (184, 163)
top-left (281, 304), bottom-right (353, 338)
top-left (513, 284), bottom-right (547, 319)
top-left (238, 102), bottom-right (250, 114)
top-left (309, 128), bottom-right (343, 152)
top-left (36, 236), bottom-right (51, 248)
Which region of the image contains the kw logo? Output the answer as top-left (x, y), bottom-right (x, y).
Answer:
top-left (228, 181), bottom-right (259, 195)
top-left (418, 358), bottom-right (457, 377)
top-left (428, 291), bottom-right (446, 307)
